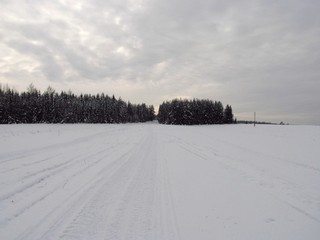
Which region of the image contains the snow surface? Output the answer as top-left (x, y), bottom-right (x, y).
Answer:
top-left (0, 123), bottom-right (319, 240)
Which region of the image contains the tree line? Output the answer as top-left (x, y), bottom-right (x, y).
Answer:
top-left (0, 84), bottom-right (155, 124)
top-left (158, 98), bottom-right (234, 125)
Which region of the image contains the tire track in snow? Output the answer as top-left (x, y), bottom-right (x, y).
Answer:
top-left (14, 142), bottom-right (140, 240)
top-left (172, 131), bottom-right (320, 224)
top-left (0, 145), bottom-right (113, 202)
top-left (1, 150), bottom-right (112, 225)
top-left (0, 127), bottom-right (126, 165)
top-left (157, 150), bottom-right (181, 240)
top-left (106, 128), bottom-right (160, 240)
top-left (37, 126), bottom-right (182, 240)
top-left (0, 126), bottom-right (145, 239)
top-left (60, 128), bottom-right (154, 240)
top-left (102, 126), bottom-right (181, 240)
top-left (0, 126), bottom-right (140, 203)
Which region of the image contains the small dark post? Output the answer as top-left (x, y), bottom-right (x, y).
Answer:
top-left (254, 112), bottom-right (256, 127)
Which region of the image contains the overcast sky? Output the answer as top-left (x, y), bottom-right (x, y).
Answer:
top-left (1, 0), bottom-right (319, 124)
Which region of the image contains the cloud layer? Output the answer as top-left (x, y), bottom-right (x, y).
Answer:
top-left (1, 0), bottom-right (320, 124)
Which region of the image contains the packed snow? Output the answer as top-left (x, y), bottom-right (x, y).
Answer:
top-left (0, 123), bottom-right (319, 240)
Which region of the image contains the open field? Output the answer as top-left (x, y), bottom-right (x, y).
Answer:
top-left (0, 123), bottom-right (319, 239)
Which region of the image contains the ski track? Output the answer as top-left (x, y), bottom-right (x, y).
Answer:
top-left (0, 124), bottom-right (319, 240)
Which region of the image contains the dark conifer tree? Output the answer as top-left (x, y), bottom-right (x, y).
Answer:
top-left (223, 105), bottom-right (234, 124)
top-left (0, 84), bottom-right (155, 124)
top-left (158, 98), bottom-right (234, 125)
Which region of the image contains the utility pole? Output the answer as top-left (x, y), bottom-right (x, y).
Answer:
top-left (254, 112), bottom-right (256, 127)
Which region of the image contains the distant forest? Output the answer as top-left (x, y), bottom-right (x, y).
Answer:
top-left (0, 84), bottom-right (235, 125)
top-left (158, 99), bottom-right (234, 125)
top-left (0, 84), bottom-right (155, 124)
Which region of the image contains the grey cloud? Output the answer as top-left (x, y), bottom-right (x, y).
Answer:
top-left (1, 17), bottom-right (126, 81)
top-left (1, 0), bottom-right (320, 124)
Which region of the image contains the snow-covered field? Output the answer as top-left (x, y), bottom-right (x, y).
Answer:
top-left (0, 123), bottom-right (319, 240)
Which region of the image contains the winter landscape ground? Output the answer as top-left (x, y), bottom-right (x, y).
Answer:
top-left (0, 123), bottom-right (319, 240)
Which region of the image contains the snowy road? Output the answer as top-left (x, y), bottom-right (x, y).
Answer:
top-left (0, 123), bottom-right (320, 239)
